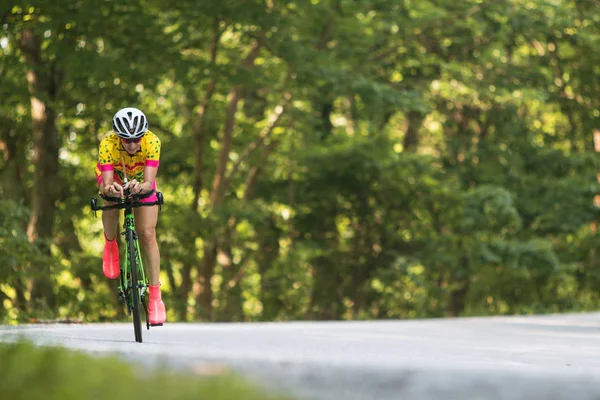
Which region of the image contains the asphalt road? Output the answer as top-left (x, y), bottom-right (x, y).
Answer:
top-left (2, 312), bottom-right (600, 399)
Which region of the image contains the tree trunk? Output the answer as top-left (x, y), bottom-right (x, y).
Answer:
top-left (319, 100), bottom-right (334, 142)
top-left (19, 28), bottom-right (62, 311)
top-left (349, 219), bottom-right (375, 319)
top-left (197, 240), bottom-right (217, 320)
top-left (216, 221), bottom-right (244, 322)
top-left (403, 110), bottom-right (424, 151)
top-left (449, 254), bottom-right (471, 317)
top-left (258, 215), bottom-right (282, 321)
top-left (195, 32), bottom-right (266, 321)
top-left (0, 119), bottom-right (27, 201)
top-left (590, 129), bottom-right (600, 269)
top-left (310, 255), bottom-right (343, 320)
top-left (195, 85), bottom-right (243, 320)
top-left (177, 19), bottom-right (223, 322)
top-left (217, 138), bottom-right (283, 322)
top-left (191, 18), bottom-right (222, 211)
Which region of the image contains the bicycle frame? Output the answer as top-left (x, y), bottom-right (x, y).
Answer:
top-left (121, 195), bottom-right (149, 340)
top-left (91, 188), bottom-right (163, 343)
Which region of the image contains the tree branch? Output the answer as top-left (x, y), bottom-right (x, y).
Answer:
top-left (209, 31), bottom-right (266, 207)
top-left (192, 17), bottom-right (223, 211)
top-left (222, 92), bottom-right (290, 189)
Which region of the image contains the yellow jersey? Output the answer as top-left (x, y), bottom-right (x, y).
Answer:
top-left (95, 131), bottom-right (161, 184)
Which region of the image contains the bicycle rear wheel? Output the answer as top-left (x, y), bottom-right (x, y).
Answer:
top-left (126, 230), bottom-right (143, 343)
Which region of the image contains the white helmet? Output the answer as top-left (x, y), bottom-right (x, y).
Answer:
top-left (112, 107), bottom-right (148, 139)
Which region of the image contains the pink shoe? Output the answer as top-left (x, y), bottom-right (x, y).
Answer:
top-left (102, 233), bottom-right (120, 279)
top-left (148, 284), bottom-right (166, 325)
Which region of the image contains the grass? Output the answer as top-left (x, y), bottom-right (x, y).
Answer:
top-left (0, 340), bottom-right (292, 400)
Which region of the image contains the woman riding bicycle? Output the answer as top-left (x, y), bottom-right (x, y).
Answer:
top-left (95, 107), bottom-right (166, 325)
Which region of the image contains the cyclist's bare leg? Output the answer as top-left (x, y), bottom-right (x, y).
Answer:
top-left (98, 172), bottom-right (122, 240)
top-left (134, 205), bottom-right (160, 286)
top-left (102, 205), bottom-right (119, 240)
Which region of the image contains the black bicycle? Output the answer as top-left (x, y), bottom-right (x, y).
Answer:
top-left (91, 186), bottom-right (164, 343)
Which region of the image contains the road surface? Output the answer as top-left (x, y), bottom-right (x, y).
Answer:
top-left (2, 312), bottom-right (600, 399)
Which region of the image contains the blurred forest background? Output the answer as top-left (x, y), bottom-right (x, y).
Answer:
top-left (2, 0), bottom-right (600, 324)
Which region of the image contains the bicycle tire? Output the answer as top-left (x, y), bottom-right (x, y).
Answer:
top-left (127, 229), bottom-right (143, 343)
top-left (142, 292), bottom-right (150, 330)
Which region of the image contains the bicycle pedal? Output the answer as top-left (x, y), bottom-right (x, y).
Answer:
top-left (150, 323), bottom-right (163, 327)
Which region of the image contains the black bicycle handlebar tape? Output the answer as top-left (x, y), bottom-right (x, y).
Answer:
top-left (93, 190), bottom-right (162, 211)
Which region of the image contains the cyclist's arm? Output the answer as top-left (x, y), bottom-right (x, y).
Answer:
top-left (139, 132), bottom-right (160, 194)
top-left (100, 169), bottom-right (124, 198)
top-left (140, 165), bottom-right (158, 194)
top-left (97, 136), bottom-right (123, 198)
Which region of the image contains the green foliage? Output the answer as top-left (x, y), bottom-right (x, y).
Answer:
top-left (461, 186), bottom-right (521, 235)
top-left (0, 201), bottom-right (41, 272)
top-left (2, 0), bottom-right (600, 322)
top-left (0, 340), bottom-right (290, 400)
top-left (0, 201), bottom-right (54, 322)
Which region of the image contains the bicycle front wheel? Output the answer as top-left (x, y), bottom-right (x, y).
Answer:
top-left (126, 230), bottom-right (143, 343)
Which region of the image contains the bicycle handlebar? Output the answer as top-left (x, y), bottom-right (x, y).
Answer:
top-left (90, 189), bottom-right (164, 215)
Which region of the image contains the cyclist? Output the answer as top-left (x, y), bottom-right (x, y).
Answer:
top-left (95, 107), bottom-right (166, 325)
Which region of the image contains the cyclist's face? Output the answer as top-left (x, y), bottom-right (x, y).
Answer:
top-left (121, 138), bottom-right (141, 154)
